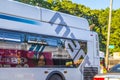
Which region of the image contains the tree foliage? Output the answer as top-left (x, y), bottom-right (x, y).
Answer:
top-left (16, 0), bottom-right (120, 54)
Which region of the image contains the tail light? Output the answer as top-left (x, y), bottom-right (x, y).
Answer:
top-left (93, 77), bottom-right (104, 80)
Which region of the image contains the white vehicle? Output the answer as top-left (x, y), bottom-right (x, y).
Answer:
top-left (93, 64), bottom-right (120, 80)
top-left (0, 0), bottom-right (100, 80)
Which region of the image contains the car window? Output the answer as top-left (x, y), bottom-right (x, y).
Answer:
top-left (109, 64), bottom-right (120, 73)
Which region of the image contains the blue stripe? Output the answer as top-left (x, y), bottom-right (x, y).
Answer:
top-left (35, 45), bottom-right (41, 52)
top-left (29, 44), bottom-right (37, 51)
top-left (0, 14), bottom-right (40, 25)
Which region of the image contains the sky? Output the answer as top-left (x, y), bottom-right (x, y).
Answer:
top-left (72, 0), bottom-right (120, 10)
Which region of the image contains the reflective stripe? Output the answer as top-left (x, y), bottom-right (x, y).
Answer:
top-left (0, 14), bottom-right (40, 25)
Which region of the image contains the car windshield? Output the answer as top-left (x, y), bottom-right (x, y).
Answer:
top-left (109, 64), bottom-right (120, 73)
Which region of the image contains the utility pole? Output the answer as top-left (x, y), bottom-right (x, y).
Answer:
top-left (105, 0), bottom-right (113, 69)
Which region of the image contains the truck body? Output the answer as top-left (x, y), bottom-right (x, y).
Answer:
top-left (0, 0), bottom-right (100, 80)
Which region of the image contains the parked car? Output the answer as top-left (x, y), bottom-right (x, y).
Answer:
top-left (93, 64), bottom-right (120, 80)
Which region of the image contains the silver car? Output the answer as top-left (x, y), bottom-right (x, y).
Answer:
top-left (93, 64), bottom-right (120, 80)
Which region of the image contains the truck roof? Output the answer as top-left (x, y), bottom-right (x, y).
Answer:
top-left (0, 0), bottom-right (89, 30)
top-left (0, 0), bottom-right (93, 41)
